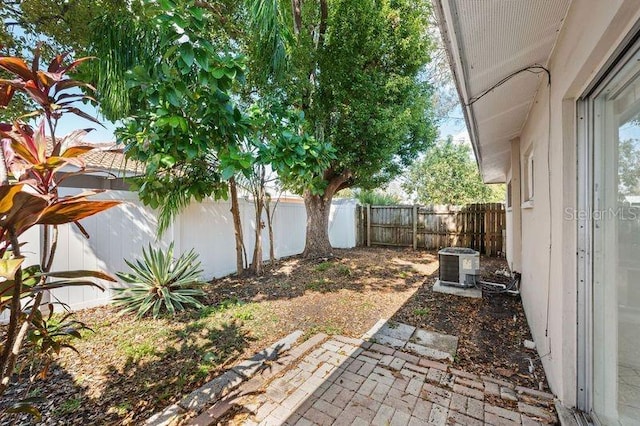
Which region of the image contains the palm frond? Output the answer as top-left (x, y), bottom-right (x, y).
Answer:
top-left (246, 0), bottom-right (293, 82)
top-left (88, 12), bottom-right (161, 120)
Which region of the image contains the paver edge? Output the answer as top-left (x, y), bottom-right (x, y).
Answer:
top-left (145, 329), bottom-right (305, 425)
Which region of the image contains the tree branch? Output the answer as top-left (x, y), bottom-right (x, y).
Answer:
top-left (324, 169), bottom-right (352, 200)
top-left (291, 0), bottom-right (302, 35)
top-left (318, 0), bottom-right (328, 47)
top-left (0, 227), bottom-right (23, 388)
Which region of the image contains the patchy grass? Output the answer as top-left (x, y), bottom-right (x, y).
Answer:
top-left (120, 341), bottom-right (156, 363)
top-left (2, 247), bottom-right (548, 424)
top-left (54, 397), bottom-right (82, 416)
top-left (314, 261), bottom-right (333, 272)
top-left (2, 247), bottom-right (436, 425)
top-left (336, 264), bottom-right (351, 276)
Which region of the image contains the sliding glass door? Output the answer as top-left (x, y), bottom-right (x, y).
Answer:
top-left (588, 44), bottom-right (640, 425)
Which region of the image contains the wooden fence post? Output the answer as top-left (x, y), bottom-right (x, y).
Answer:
top-left (412, 204), bottom-right (418, 250)
top-left (366, 204), bottom-right (371, 247)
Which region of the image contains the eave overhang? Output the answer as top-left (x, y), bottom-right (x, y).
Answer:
top-left (433, 0), bottom-right (571, 183)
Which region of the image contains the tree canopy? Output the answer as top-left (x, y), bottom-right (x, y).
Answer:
top-left (4, 0), bottom-right (441, 258)
top-left (248, 0), bottom-right (438, 256)
top-left (618, 138), bottom-right (640, 198)
top-left (402, 137), bottom-right (505, 205)
top-left (105, 1), bottom-right (250, 233)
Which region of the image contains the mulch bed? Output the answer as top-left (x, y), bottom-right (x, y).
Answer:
top-left (391, 255), bottom-right (548, 391)
top-left (0, 247), bottom-right (547, 425)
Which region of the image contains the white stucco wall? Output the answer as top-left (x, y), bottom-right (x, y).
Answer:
top-left (505, 139), bottom-right (522, 273)
top-left (513, 0), bottom-right (640, 406)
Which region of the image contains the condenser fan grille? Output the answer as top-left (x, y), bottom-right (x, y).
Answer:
top-left (439, 254), bottom-right (459, 283)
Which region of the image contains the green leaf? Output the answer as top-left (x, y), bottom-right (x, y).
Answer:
top-left (185, 144), bottom-right (198, 160)
top-left (221, 166), bottom-right (235, 181)
top-left (168, 116), bottom-right (181, 128)
top-left (158, 0), bottom-right (176, 10)
top-left (0, 257), bottom-right (24, 280)
top-left (166, 90), bottom-right (181, 107)
top-left (211, 68), bottom-right (225, 79)
top-left (194, 49), bottom-right (210, 71)
top-left (224, 67), bottom-right (237, 79)
top-left (180, 44), bottom-right (195, 68)
top-left (190, 7), bottom-right (205, 21)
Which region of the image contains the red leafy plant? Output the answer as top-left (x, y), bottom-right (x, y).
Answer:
top-left (0, 46), bottom-right (119, 420)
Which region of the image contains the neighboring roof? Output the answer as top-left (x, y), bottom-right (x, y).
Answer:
top-left (80, 146), bottom-right (145, 176)
top-left (44, 139), bottom-right (145, 176)
top-left (434, 0), bottom-right (571, 183)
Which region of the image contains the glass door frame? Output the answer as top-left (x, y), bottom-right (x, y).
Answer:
top-left (577, 36), bottom-right (640, 423)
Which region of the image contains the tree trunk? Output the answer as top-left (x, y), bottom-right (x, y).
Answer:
top-left (229, 177), bottom-right (245, 276)
top-left (302, 170), bottom-right (352, 259)
top-left (250, 188), bottom-right (265, 275)
top-left (302, 192), bottom-right (334, 258)
top-left (265, 196), bottom-right (276, 264)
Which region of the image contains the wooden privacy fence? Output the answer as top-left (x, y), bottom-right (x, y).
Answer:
top-left (356, 203), bottom-right (506, 256)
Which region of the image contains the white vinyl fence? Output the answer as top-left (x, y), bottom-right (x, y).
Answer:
top-left (22, 190), bottom-right (357, 312)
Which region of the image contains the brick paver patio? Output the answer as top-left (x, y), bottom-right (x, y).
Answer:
top-left (185, 330), bottom-right (557, 426)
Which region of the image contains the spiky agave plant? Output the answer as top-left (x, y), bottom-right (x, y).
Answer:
top-left (113, 243), bottom-right (205, 318)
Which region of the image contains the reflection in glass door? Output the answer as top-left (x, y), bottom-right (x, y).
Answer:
top-left (592, 55), bottom-right (640, 424)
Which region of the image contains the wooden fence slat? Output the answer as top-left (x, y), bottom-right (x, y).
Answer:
top-left (357, 203), bottom-right (505, 255)
top-left (366, 204), bottom-right (371, 247)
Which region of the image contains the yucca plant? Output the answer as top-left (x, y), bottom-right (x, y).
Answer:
top-left (113, 243), bottom-right (206, 319)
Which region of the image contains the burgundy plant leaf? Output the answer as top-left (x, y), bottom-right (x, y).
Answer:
top-left (73, 220), bottom-right (90, 239)
top-left (53, 79), bottom-right (96, 94)
top-left (23, 80), bottom-right (48, 106)
top-left (32, 120), bottom-right (47, 163)
top-left (47, 53), bottom-right (70, 74)
top-left (0, 84), bottom-right (15, 107)
top-left (2, 138), bottom-right (16, 167)
top-left (55, 128), bottom-right (93, 156)
top-left (0, 190), bottom-right (50, 234)
top-left (55, 92), bottom-right (97, 103)
top-left (61, 146), bottom-right (95, 159)
top-left (0, 184), bottom-right (25, 214)
top-left (0, 57), bottom-right (33, 81)
top-left (64, 107), bottom-right (104, 127)
top-left (37, 199), bottom-right (120, 225)
top-left (40, 269), bottom-right (116, 282)
top-left (62, 57), bottom-right (95, 73)
top-left (36, 71), bottom-right (60, 89)
top-left (31, 156), bottom-right (71, 174)
top-left (2, 130), bottom-right (37, 166)
top-left (0, 79), bottom-right (26, 90)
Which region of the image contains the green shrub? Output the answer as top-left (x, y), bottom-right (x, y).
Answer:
top-left (113, 243), bottom-right (205, 318)
top-left (356, 190), bottom-right (400, 206)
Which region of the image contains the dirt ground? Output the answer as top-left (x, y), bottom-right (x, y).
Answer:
top-left (0, 247), bottom-right (547, 425)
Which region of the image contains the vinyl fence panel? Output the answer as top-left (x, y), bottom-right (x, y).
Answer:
top-left (11, 192), bottom-right (356, 313)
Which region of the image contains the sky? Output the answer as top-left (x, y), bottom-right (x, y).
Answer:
top-left (438, 105), bottom-right (469, 143)
top-left (54, 102), bottom-right (118, 143)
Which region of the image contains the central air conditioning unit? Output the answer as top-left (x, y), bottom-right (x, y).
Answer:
top-left (438, 247), bottom-right (480, 288)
